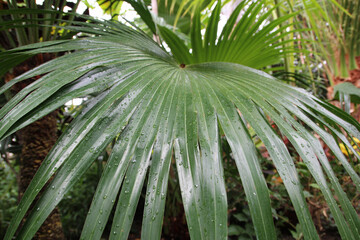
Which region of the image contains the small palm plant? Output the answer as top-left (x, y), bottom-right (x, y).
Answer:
top-left (300, 0), bottom-right (360, 83)
top-left (1, 0), bottom-right (359, 239)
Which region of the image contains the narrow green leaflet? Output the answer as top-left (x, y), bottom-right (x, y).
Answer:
top-left (80, 66), bottom-right (174, 239)
top-left (173, 71), bottom-right (204, 239)
top-left (141, 75), bottom-right (179, 239)
top-left (2, 67), bottom-right (134, 138)
top-left (196, 63), bottom-right (317, 239)
top-left (191, 74), bottom-right (227, 239)
top-left (109, 70), bottom-right (176, 240)
top-left (16, 94), bottom-right (137, 239)
top-left (246, 97), bottom-right (357, 239)
top-left (193, 74), bottom-right (276, 239)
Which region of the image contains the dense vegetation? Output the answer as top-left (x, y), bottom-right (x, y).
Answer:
top-left (0, 0), bottom-right (359, 239)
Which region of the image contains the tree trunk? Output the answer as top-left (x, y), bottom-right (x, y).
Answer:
top-left (5, 54), bottom-right (65, 239)
top-left (18, 112), bottom-right (65, 240)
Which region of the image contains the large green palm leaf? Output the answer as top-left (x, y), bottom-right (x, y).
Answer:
top-left (158, 0), bottom-right (306, 71)
top-left (1, 16), bottom-right (360, 240)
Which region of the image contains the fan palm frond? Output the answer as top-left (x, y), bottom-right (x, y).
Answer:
top-left (159, 0), bottom-right (309, 71)
top-left (0, 7), bottom-right (359, 240)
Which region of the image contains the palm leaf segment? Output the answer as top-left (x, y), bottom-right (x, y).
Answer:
top-left (155, 0), bottom-right (302, 70)
top-left (1, 14), bottom-right (360, 240)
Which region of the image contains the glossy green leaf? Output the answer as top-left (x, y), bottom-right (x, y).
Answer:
top-left (1, 11), bottom-right (359, 240)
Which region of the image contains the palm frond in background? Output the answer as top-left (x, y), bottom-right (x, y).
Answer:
top-left (0, 0), bottom-right (84, 49)
top-left (158, 0), bottom-right (308, 71)
top-left (300, 0), bottom-right (360, 83)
